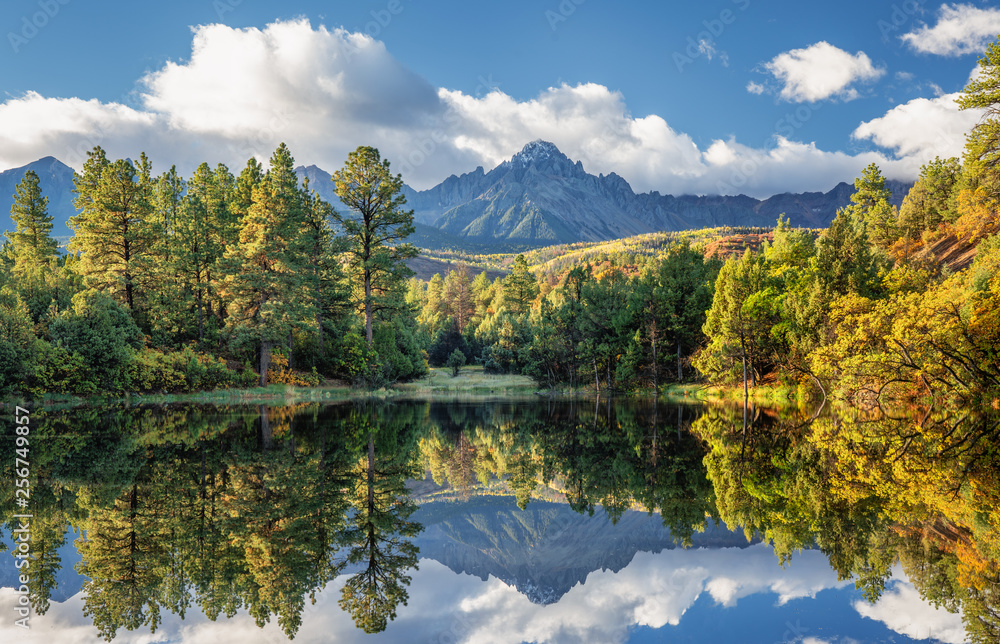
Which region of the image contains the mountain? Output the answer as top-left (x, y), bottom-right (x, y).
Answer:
top-left (399, 140), bottom-right (913, 246)
top-left (0, 157), bottom-right (77, 244)
top-left (412, 496), bottom-right (756, 605)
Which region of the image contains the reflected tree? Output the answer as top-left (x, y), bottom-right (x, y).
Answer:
top-left (338, 405), bottom-right (423, 633)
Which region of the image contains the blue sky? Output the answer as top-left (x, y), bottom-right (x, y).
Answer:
top-left (0, 0), bottom-right (997, 197)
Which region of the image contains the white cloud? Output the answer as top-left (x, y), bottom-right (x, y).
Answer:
top-left (702, 136), bottom-right (891, 195)
top-left (0, 92), bottom-right (159, 169)
top-left (852, 82), bottom-right (983, 172)
top-left (0, 19), bottom-right (465, 190)
top-left (746, 81), bottom-right (765, 95)
top-left (761, 41), bottom-right (885, 102)
top-left (854, 576), bottom-right (967, 644)
top-left (901, 3), bottom-right (1000, 56)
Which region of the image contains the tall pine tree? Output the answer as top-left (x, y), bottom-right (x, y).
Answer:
top-left (222, 144), bottom-right (312, 384)
top-left (332, 146), bottom-right (417, 385)
top-left (69, 148), bottom-right (156, 316)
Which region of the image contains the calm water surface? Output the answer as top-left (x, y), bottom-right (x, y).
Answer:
top-left (1, 399), bottom-right (995, 643)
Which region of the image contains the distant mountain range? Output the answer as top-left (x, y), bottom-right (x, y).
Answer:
top-left (2, 143), bottom-right (912, 250)
top-left (412, 497), bottom-right (755, 605)
top-left (392, 140), bottom-right (912, 246)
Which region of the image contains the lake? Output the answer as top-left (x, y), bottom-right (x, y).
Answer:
top-left (1, 398), bottom-right (995, 643)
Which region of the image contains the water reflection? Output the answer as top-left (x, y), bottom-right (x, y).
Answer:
top-left (0, 399), bottom-right (997, 642)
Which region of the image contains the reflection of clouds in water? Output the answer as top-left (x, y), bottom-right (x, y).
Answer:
top-left (853, 569), bottom-right (967, 644)
top-left (453, 545), bottom-right (849, 644)
top-left (0, 546), bottom-right (968, 644)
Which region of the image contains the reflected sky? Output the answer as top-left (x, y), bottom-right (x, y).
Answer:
top-left (1, 534), bottom-right (966, 644)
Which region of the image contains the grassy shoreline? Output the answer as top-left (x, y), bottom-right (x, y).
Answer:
top-left (4, 368), bottom-right (817, 409)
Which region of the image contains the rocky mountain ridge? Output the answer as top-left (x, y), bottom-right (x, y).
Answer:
top-left (1, 145), bottom-right (912, 250)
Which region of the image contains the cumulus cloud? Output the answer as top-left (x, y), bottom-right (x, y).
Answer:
top-left (852, 78), bottom-right (983, 173)
top-left (761, 41), bottom-right (885, 102)
top-left (854, 578), bottom-right (967, 644)
top-left (901, 3), bottom-right (1000, 56)
top-left (0, 92), bottom-right (159, 169)
top-left (0, 18), bottom-right (976, 201)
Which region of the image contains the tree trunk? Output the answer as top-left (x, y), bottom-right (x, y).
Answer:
top-left (651, 325), bottom-right (658, 393)
top-left (259, 340), bottom-right (272, 386)
top-left (259, 405), bottom-right (273, 449)
top-left (364, 269), bottom-right (373, 347)
top-left (367, 432), bottom-right (375, 511)
top-left (594, 357), bottom-right (600, 392)
top-left (741, 338), bottom-right (748, 405)
top-left (125, 274), bottom-right (134, 311)
top-left (316, 310), bottom-right (324, 361)
top-left (197, 287), bottom-right (204, 348)
top-left (651, 397), bottom-right (659, 466)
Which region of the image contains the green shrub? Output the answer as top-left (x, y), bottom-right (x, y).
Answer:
top-left (126, 346), bottom-right (242, 393)
top-left (28, 339), bottom-right (96, 395)
top-left (49, 291), bottom-right (142, 392)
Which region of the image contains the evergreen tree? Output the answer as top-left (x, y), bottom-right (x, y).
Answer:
top-left (696, 250), bottom-right (776, 397)
top-left (69, 150), bottom-right (156, 315)
top-left (849, 163), bottom-right (897, 248)
top-left (172, 191), bottom-right (214, 346)
top-left (443, 266), bottom-right (475, 332)
top-left (6, 169), bottom-right (69, 321)
top-left (0, 286), bottom-right (35, 393)
top-left (897, 157), bottom-right (962, 243)
top-left (300, 179), bottom-right (349, 367)
top-left (502, 254), bottom-right (538, 315)
top-left (8, 169), bottom-right (58, 263)
top-left (958, 38), bottom-right (1000, 200)
top-left (147, 166), bottom-right (188, 343)
top-left (333, 146), bottom-right (417, 385)
top-left (222, 144), bottom-right (311, 384)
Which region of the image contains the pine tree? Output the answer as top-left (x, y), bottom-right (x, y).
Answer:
top-left (8, 169), bottom-right (58, 263)
top-left (958, 38), bottom-right (1000, 200)
top-left (222, 144), bottom-right (312, 384)
top-left (849, 163), bottom-right (897, 248)
top-left (332, 146), bottom-right (417, 354)
top-left (6, 169), bottom-right (66, 321)
top-left (443, 266), bottom-right (474, 332)
top-left (300, 179), bottom-right (348, 364)
top-left (502, 254), bottom-right (538, 315)
top-left (69, 149), bottom-right (156, 314)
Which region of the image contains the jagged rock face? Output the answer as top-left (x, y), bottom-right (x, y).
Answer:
top-left (396, 141), bottom-right (914, 246)
top-left (412, 497), bottom-right (756, 606)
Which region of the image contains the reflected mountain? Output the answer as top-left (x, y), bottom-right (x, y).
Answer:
top-left (413, 497), bottom-right (756, 605)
